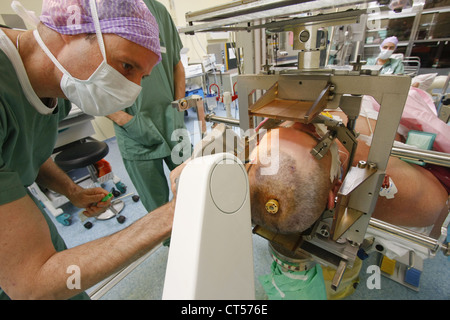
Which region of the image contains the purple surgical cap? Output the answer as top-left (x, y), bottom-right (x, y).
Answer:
top-left (380, 36), bottom-right (399, 49)
top-left (40, 0), bottom-right (161, 61)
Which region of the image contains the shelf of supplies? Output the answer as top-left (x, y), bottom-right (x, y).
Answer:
top-left (366, 10), bottom-right (417, 20)
top-left (422, 6), bottom-right (450, 14)
top-left (364, 42), bottom-right (409, 47)
top-left (366, 28), bottom-right (388, 32)
top-left (364, 39), bottom-right (450, 48)
top-left (413, 38), bottom-right (450, 43)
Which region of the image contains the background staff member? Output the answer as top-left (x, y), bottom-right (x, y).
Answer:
top-left (367, 36), bottom-right (405, 74)
top-left (108, 0), bottom-right (188, 213)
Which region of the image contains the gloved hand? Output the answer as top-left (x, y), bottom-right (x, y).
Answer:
top-left (68, 187), bottom-right (112, 217)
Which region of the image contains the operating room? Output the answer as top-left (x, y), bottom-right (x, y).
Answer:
top-left (0, 0), bottom-right (449, 301)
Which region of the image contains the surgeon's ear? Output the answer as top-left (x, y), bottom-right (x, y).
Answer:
top-left (60, 33), bottom-right (87, 45)
top-left (59, 34), bottom-right (72, 45)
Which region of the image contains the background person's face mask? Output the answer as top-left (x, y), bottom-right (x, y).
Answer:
top-left (33, 0), bottom-right (142, 116)
top-left (378, 49), bottom-right (394, 60)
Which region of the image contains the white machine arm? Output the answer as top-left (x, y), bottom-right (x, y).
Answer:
top-left (163, 153), bottom-right (255, 300)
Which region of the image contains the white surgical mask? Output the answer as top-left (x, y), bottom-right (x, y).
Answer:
top-left (378, 49), bottom-right (394, 60)
top-left (32, 0), bottom-right (142, 116)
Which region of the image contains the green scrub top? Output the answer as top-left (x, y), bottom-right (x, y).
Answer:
top-left (0, 40), bottom-right (88, 300)
top-left (113, 0), bottom-right (185, 161)
top-left (0, 59), bottom-right (70, 203)
top-left (367, 57), bottom-right (405, 75)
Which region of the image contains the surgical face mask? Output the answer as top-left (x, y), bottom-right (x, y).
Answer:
top-left (33, 0), bottom-right (142, 116)
top-left (378, 49), bottom-right (394, 60)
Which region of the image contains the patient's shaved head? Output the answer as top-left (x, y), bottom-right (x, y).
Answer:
top-left (248, 127), bottom-right (333, 234)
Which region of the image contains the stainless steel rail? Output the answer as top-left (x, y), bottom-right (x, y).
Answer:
top-left (205, 114), bottom-right (241, 127)
top-left (368, 218), bottom-right (448, 254)
top-left (391, 146), bottom-right (450, 168)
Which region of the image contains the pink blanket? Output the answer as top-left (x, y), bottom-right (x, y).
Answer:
top-left (368, 87), bottom-right (450, 153)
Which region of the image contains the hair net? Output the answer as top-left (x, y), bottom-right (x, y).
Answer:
top-left (40, 0), bottom-right (161, 61)
top-left (380, 36), bottom-right (399, 49)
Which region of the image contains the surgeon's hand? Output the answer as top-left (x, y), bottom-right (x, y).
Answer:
top-left (68, 187), bottom-right (112, 217)
top-left (106, 111), bottom-right (134, 127)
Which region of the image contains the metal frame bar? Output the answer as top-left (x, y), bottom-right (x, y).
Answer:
top-left (179, 0), bottom-right (369, 34)
top-left (368, 218), bottom-right (445, 253)
top-left (185, 0), bottom-right (307, 23)
top-left (236, 71), bottom-right (411, 267)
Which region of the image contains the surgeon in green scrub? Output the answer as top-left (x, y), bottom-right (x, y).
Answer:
top-left (107, 0), bottom-right (189, 212)
top-left (0, 0), bottom-right (176, 300)
top-left (367, 36), bottom-right (404, 75)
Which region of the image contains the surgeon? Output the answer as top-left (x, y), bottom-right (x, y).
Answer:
top-left (0, 0), bottom-right (176, 300)
top-left (367, 36), bottom-right (405, 74)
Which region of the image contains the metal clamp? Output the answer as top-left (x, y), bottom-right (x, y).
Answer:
top-left (311, 130), bottom-right (337, 160)
top-left (172, 95), bottom-right (207, 137)
top-left (310, 114), bottom-right (358, 166)
top-left (172, 95), bottom-right (203, 112)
